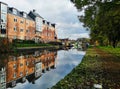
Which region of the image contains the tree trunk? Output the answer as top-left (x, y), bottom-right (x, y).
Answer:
top-left (112, 40), bottom-right (116, 48)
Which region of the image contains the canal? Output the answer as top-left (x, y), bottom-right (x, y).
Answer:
top-left (0, 48), bottom-right (85, 89)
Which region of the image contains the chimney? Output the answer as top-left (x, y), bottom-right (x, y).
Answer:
top-left (33, 9), bottom-right (36, 12)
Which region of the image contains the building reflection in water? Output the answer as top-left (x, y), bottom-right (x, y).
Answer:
top-left (0, 50), bottom-right (57, 89)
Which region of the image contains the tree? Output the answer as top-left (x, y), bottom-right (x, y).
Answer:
top-left (72, 0), bottom-right (120, 48)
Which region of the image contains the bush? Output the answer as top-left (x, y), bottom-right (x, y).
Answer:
top-left (47, 41), bottom-right (62, 45)
top-left (13, 39), bottom-right (35, 44)
top-left (0, 37), bottom-right (13, 53)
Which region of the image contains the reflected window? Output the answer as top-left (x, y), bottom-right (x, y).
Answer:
top-left (26, 70), bottom-right (28, 75)
top-left (13, 57), bottom-right (16, 61)
top-left (13, 73), bottom-right (16, 78)
top-left (20, 63), bottom-right (23, 67)
top-left (32, 61), bottom-right (34, 64)
top-left (48, 57), bottom-right (50, 60)
top-left (25, 55), bottom-right (29, 58)
top-left (20, 72), bottom-right (23, 76)
top-left (26, 61), bottom-right (29, 66)
top-left (13, 64), bottom-right (17, 69)
top-left (0, 74), bottom-right (6, 83)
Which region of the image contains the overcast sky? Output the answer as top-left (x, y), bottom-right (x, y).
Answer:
top-left (0, 0), bottom-right (89, 39)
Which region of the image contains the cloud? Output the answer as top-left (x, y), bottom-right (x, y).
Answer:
top-left (70, 33), bottom-right (90, 40)
top-left (0, 0), bottom-right (90, 39)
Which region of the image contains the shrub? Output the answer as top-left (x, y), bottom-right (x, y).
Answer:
top-left (47, 41), bottom-right (62, 45)
top-left (0, 37), bottom-right (13, 53)
top-left (13, 39), bottom-right (35, 44)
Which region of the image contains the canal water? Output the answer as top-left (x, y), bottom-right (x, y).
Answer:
top-left (0, 49), bottom-right (85, 89)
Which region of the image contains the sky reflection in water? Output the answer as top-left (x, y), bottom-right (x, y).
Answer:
top-left (9, 49), bottom-right (85, 89)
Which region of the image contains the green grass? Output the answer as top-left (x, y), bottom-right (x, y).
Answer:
top-left (98, 46), bottom-right (120, 57)
top-left (52, 47), bottom-right (120, 89)
top-left (14, 43), bottom-right (54, 48)
top-left (52, 48), bottom-right (102, 89)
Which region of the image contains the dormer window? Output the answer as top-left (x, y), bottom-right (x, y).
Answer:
top-left (44, 21), bottom-right (47, 25)
top-left (50, 24), bottom-right (52, 27)
top-left (43, 20), bottom-right (45, 24)
top-left (51, 24), bottom-right (56, 28)
top-left (23, 13), bottom-right (27, 18)
top-left (13, 9), bottom-right (17, 15)
top-left (47, 22), bottom-right (50, 25)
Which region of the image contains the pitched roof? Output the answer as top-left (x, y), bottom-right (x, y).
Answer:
top-left (28, 10), bottom-right (44, 20)
top-left (7, 7), bottom-right (34, 21)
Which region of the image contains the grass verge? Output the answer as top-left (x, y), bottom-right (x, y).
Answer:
top-left (52, 47), bottom-right (120, 89)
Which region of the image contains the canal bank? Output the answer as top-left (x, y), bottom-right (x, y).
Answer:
top-left (52, 47), bottom-right (120, 89)
top-left (13, 45), bottom-right (72, 53)
top-left (15, 46), bottom-right (61, 53)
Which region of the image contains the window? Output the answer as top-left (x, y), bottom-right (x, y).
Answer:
top-left (26, 29), bottom-right (29, 33)
top-left (13, 9), bottom-right (17, 15)
top-left (1, 26), bottom-right (6, 34)
top-left (26, 22), bottom-right (29, 25)
top-left (1, 13), bottom-right (7, 23)
top-left (14, 18), bottom-right (17, 22)
top-left (33, 30), bottom-right (35, 34)
top-left (20, 20), bottom-right (24, 23)
top-left (14, 27), bottom-right (17, 32)
top-left (23, 13), bottom-right (27, 18)
top-left (20, 29), bottom-right (24, 32)
top-left (47, 27), bottom-right (49, 30)
top-left (1, 4), bottom-right (7, 13)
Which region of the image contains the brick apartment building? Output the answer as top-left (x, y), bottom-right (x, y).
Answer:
top-left (0, 2), bottom-right (57, 43)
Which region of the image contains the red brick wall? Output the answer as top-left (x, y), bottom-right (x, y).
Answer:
top-left (41, 24), bottom-right (57, 42)
top-left (7, 13), bottom-right (35, 41)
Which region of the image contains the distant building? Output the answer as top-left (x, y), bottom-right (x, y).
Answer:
top-left (0, 2), bottom-right (57, 43)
